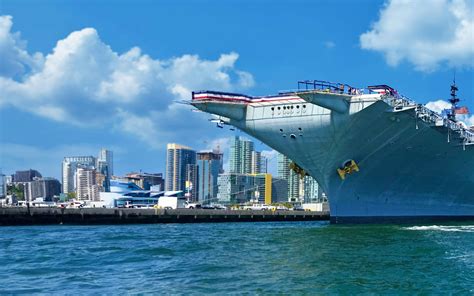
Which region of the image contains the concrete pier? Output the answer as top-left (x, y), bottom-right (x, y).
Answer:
top-left (0, 207), bottom-right (330, 226)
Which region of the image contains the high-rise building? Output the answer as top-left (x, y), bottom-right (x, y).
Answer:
top-left (229, 136), bottom-right (254, 174)
top-left (185, 164), bottom-right (198, 201)
top-left (98, 148), bottom-right (113, 176)
top-left (97, 149), bottom-right (113, 192)
top-left (251, 151), bottom-right (268, 174)
top-left (13, 169), bottom-right (42, 183)
top-left (62, 156), bottom-right (96, 194)
top-left (303, 176), bottom-right (321, 203)
top-left (217, 173), bottom-right (281, 205)
top-left (24, 177), bottom-right (61, 202)
top-left (0, 173), bottom-right (6, 198)
top-left (75, 167), bottom-right (99, 201)
top-left (277, 153), bottom-right (322, 202)
top-left (217, 173), bottom-right (255, 204)
top-left (197, 151), bottom-right (223, 204)
top-left (271, 177), bottom-right (289, 203)
top-left (251, 174), bottom-right (272, 204)
top-left (277, 153), bottom-right (300, 201)
top-left (165, 143), bottom-right (196, 192)
top-left (96, 160), bottom-right (109, 191)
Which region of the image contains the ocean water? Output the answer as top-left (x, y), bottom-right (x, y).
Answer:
top-left (0, 222), bottom-right (473, 294)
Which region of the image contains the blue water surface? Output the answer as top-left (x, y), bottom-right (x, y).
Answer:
top-left (0, 222), bottom-right (473, 294)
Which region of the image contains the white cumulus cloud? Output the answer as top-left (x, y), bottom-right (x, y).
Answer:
top-left (0, 15), bottom-right (255, 148)
top-left (425, 99), bottom-right (474, 127)
top-left (0, 15), bottom-right (44, 79)
top-left (360, 0), bottom-right (474, 72)
top-left (425, 99), bottom-right (451, 113)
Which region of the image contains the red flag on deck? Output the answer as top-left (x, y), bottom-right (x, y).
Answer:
top-left (455, 106), bottom-right (469, 114)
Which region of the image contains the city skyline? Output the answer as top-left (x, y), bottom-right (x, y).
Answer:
top-left (2, 135), bottom-right (314, 205)
top-left (1, 0), bottom-right (473, 181)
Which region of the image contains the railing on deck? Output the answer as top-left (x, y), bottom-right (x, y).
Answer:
top-left (295, 80), bottom-right (385, 96)
top-left (382, 94), bottom-right (474, 145)
top-left (297, 80), bottom-right (358, 94)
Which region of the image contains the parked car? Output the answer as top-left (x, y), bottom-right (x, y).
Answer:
top-left (212, 204), bottom-right (227, 210)
top-left (184, 202), bottom-right (201, 209)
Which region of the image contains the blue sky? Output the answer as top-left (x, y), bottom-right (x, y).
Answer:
top-left (1, 0), bottom-right (473, 179)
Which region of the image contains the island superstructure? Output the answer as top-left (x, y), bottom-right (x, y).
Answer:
top-left (191, 80), bottom-right (474, 223)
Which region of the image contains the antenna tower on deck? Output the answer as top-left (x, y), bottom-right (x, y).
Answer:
top-left (448, 71), bottom-right (459, 121)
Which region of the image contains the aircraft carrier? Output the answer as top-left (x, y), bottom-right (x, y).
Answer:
top-left (191, 80), bottom-right (474, 223)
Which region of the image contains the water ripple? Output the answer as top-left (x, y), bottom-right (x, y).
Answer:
top-left (0, 222), bottom-right (472, 294)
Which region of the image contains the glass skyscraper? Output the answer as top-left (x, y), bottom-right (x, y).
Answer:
top-left (97, 148), bottom-right (113, 192)
top-left (197, 151), bottom-right (223, 204)
top-left (229, 136), bottom-right (254, 174)
top-left (165, 143), bottom-right (196, 192)
top-left (277, 153), bottom-right (321, 202)
top-left (0, 173), bottom-right (6, 198)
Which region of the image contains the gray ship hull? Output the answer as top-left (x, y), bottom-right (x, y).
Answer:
top-left (191, 88), bottom-right (474, 223)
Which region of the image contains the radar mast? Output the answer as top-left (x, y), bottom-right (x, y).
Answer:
top-left (448, 73), bottom-right (459, 121)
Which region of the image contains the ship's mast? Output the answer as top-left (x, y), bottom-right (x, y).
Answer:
top-left (448, 74), bottom-right (459, 121)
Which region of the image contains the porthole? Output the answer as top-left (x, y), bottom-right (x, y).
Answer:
top-left (278, 107), bottom-right (281, 110)
top-left (290, 134), bottom-right (296, 139)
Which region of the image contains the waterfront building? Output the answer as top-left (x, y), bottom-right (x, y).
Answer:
top-left (197, 151), bottom-right (223, 204)
top-left (97, 149), bottom-right (113, 191)
top-left (185, 164), bottom-right (198, 201)
top-left (251, 151), bottom-right (267, 174)
top-left (277, 153), bottom-right (321, 202)
top-left (165, 143), bottom-right (196, 192)
top-left (217, 173), bottom-right (255, 204)
top-left (251, 173), bottom-right (272, 204)
top-left (62, 156), bottom-right (96, 194)
top-left (98, 148), bottom-right (113, 176)
top-left (96, 173), bottom-right (106, 193)
top-left (229, 136), bottom-right (254, 174)
top-left (217, 173), bottom-right (284, 205)
top-left (96, 160), bottom-right (109, 191)
top-left (0, 173), bottom-right (6, 198)
top-left (271, 177), bottom-right (289, 203)
top-left (277, 153), bottom-right (300, 201)
top-left (24, 177), bottom-right (61, 202)
top-left (75, 167), bottom-right (99, 201)
top-left (124, 172), bottom-right (165, 191)
top-left (13, 169), bottom-right (42, 183)
top-left (303, 176), bottom-right (322, 203)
